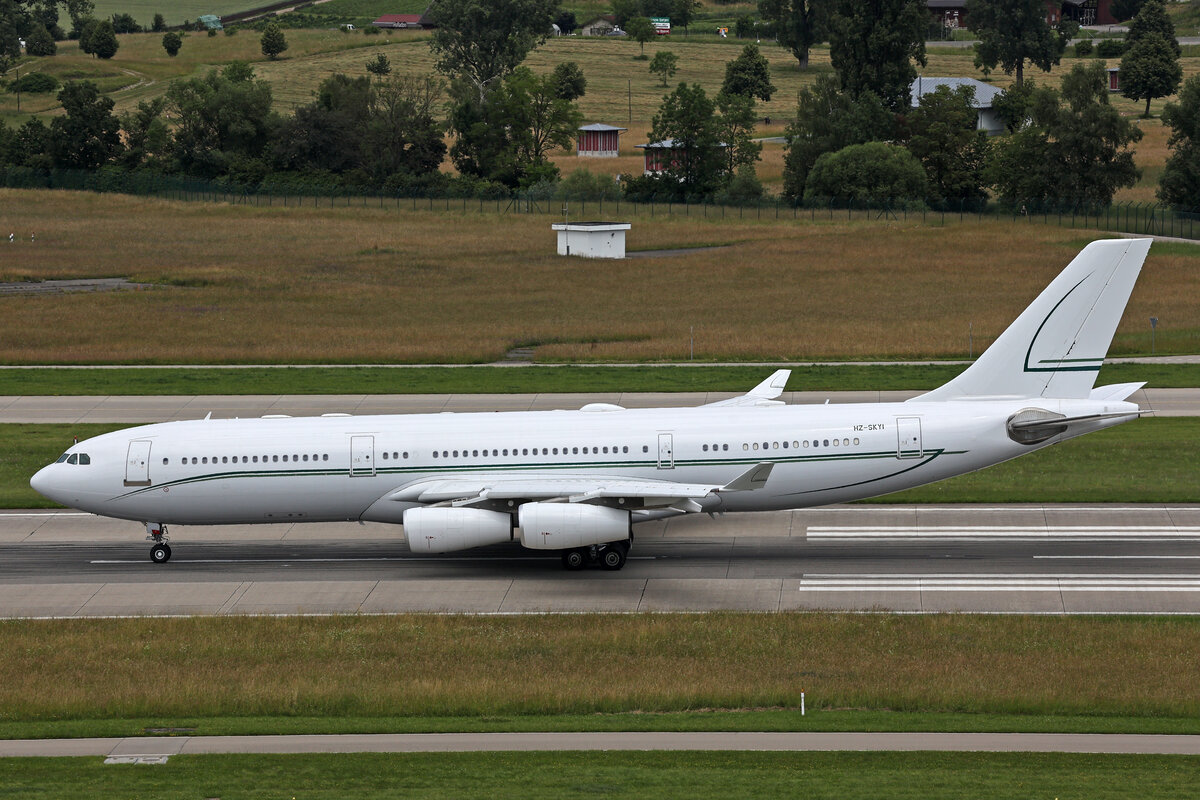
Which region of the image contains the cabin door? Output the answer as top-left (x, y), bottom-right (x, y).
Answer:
top-left (124, 440), bottom-right (152, 486)
top-left (350, 435), bottom-right (375, 477)
top-left (657, 433), bottom-right (674, 470)
top-left (895, 417), bottom-right (923, 459)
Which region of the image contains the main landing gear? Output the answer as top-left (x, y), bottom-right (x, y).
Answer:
top-left (561, 540), bottom-right (630, 571)
top-left (146, 522), bottom-right (171, 564)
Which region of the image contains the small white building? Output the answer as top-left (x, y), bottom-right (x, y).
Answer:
top-left (910, 77), bottom-right (1005, 136)
top-left (551, 222), bottom-right (631, 259)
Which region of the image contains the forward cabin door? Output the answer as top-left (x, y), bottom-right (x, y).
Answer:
top-left (657, 433), bottom-right (674, 469)
top-left (896, 417), bottom-right (923, 459)
top-left (350, 435), bottom-right (375, 477)
top-left (124, 440), bottom-right (152, 486)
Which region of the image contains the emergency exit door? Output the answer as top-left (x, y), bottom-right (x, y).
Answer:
top-left (125, 440), bottom-right (152, 486)
top-left (350, 435), bottom-right (375, 476)
top-left (657, 433), bottom-right (674, 469)
top-left (896, 417), bottom-right (923, 459)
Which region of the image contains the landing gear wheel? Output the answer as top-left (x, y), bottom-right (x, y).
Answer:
top-left (600, 542), bottom-right (627, 571)
top-left (150, 543), bottom-right (172, 564)
top-left (562, 548), bottom-right (587, 571)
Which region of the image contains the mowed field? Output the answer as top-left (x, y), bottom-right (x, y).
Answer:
top-left (2, 189), bottom-right (1198, 364)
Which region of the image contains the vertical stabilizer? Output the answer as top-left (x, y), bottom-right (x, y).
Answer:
top-left (914, 238), bottom-right (1150, 401)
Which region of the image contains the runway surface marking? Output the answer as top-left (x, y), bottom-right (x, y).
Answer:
top-left (5, 731), bottom-right (1200, 757)
top-left (807, 526), bottom-right (1200, 539)
top-left (87, 556), bottom-right (658, 565)
top-left (798, 574), bottom-right (1200, 591)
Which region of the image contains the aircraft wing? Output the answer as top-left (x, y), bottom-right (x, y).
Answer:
top-left (705, 369), bottom-right (791, 407)
top-left (385, 462), bottom-right (774, 512)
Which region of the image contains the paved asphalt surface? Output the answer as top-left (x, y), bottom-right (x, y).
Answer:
top-left (4, 505), bottom-right (1200, 615)
top-left (0, 387), bottom-right (1195, 422)
top-left (5, 731), bottom-right (1200, 758)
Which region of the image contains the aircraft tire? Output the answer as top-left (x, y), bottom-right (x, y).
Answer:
top-left (150, 543), bottom-right (171, 564)
top-left (562, 548), bottom-right (587, 571)
top-left (600, 544), bottom-right (626, 571)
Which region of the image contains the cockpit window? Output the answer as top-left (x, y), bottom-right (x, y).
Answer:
top-left (78, 454), bottom-right (91, 465)
top-left (56, 453), bottom-right (69, 463)
top-left (66, 454), bottom-right (78, 465)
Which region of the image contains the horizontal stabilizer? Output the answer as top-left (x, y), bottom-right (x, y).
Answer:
top-left (1088, 382), bottom-right (1145, 402)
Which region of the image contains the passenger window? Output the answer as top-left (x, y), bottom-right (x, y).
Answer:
top-left (504, 449), bottom-right (509, 456)
top-left (221, 456), bottom-right (227, 464)
top-left (773, 442), bottom-right (779, 449)
top-left (752, 443), bottom-right (759, 451)
top-left (743, 443), bottom-right (749, 451)
top-left (433, 451), bottom-right (439, 459)
top-left (403, 452), bottom-right (409, 459)
top-left (163, 458), bottom-right (169, 465)
top-left (843, 439), bottom-right (849, 446)
top-left (323, 454), bottom-right (328, 461)
top-left (273, 455), bottom-right (279, 462)
top-left (793, 441), bottom-right (799, 448)
top-left (642, 446), bottom-right (649, 453)
top-left (202, 457), bottom-right (208, 464)
top-left (623, 446), bottom-right (629, 453)
top-left (553, 448), bottom-right (559, 455)
top-left (382, 452), bottom-right (388, 460)
top-left (782, 442), bottom-right (788, 449)
top-left (853, 438), bottom-right (860, 446)
top-left (833, 439), bottom-right (839, 447)
top-left (823, 439), bottom-right (829, 447)
top-left (252, 456), bottom-right (258, 463)
top-left (723, 444), bottom-right (728, 451)
top-left (572, 447), bottom-right (578, 455)
top-left (702, 444), bottom-right (708, 452)
top-left (304, 454), bottom-right (310, 462)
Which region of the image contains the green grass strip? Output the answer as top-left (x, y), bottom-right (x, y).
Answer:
top-left (2, 418), bottom-right (1195, 508)
top-left (1, 752), bottom-right (1198, 799)
top-left (0, 362), bottom-right (1195, 395)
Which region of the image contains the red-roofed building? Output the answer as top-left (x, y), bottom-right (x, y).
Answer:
top-left (373, 12), bottom-right (434, 29)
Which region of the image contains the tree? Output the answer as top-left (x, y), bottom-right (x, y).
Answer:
top-left (987, 61), bottom-right (1141, 206)
top-left (1120, 32), bottom-right (1182, 117)
top-left (25, 22), bottom-right (56, 56)
top-left (166, 63), bottom-right (278, 177)
top-left (89, 18), bottom-right (117, 59)
top-left (804, 141), bottom-right (927, 203)
top-left (1158, 75), bottom-right (1200, 207)
top-left (611, 0), bottom-right (638, 27)
top-left (626, 16), bottom-right (654, 57)
top-left (151, 12), bottom-right (165, 32)
top-left (650, 50), bottom-right (677, 87)
top-left (161, 31), bottom-right (181, 56)
top-left (48, 80), bottom-right (122, 169)
top-left (365, 75), bottom-right (447, 182)
top-left (63, 0), bottom-right (94, 31)
top-left (645, 82), bottom-right (725, 197)
top-left (260, 20), bottom-right (287, 60)
top-left (0, 0), bottom-right (31, 67)
top-left (671, 0), bottom-right (701, 31)
top-left (119, 96), bottom-right (170, 170)
top-left (551, 61), bottom-right (586, 100)
top-left (555, 10), bottom-right (576, 34)
top-left (110, 12), bottom-right (140, 33)
top-left (717, 90), bottom-right (761, 175)
top-left (967, 0), bottom-right (1075, 85)
top-left (448, 67), bottom-right (581, 189)
top-left (77, 16), bottom-right (99, 55)
top-left (828, 0), bottom-right (927, 112)
top-left (781, 74), bottom-right (895, 200)
top-left (1127, 0), bottom-right (1180, 58)
top-left (904, 84), bottom-right (990, 203)
top-left (366, 52), bottom-right (391, 80)
top-left (1111, 0), bottom-right (1146, 21)
top-left (722, 43), bottom-right (775, 102)
top-left (427, 0), bottom-right (558, 101)
top-left (756, 0), bottom-right (828, 70)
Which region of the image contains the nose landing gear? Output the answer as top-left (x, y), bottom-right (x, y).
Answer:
top-left (146, 522), bottom-right (171, 563)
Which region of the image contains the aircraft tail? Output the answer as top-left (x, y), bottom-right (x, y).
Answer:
top-left (914, 238), bottom-right (1151, 401)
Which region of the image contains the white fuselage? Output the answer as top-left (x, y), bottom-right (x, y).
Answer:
top-left (31, 396), bottom-right (1137, 527)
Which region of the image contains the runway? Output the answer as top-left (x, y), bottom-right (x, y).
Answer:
top-left (3, 505), bottom-right (1200, 616)
top-left (5, 731), bottom-right (1200, 758)
top-left (0, 387), bottom-right (1196, 422)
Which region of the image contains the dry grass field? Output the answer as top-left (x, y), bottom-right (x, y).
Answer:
top-left (1, 614), bottom-right (1197, 721)
top-left (0, 189), bottom-right (1196, 364)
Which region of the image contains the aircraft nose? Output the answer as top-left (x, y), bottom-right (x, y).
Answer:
top-left (30, 465), bottom-right (56, 500)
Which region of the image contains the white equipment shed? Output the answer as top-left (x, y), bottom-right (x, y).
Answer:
top-left (551, 222), bottom-right (631, 259)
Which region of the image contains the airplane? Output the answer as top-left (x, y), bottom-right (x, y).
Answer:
top-left (31, 238), bottom-right (1152, 571)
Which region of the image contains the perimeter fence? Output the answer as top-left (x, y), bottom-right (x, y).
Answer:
top-left (3, 166), bottom-right (1197, 241)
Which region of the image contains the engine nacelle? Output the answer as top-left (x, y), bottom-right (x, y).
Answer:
top-left (518, 503), bottom-right (630, 550)
top-left (403, 507), bottom-right (512, 553)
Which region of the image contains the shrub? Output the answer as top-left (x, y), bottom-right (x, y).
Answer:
top-left (1096, 38), bottom-right (1128, 58)
top-left (804, 141), bottom-right (928, 205)
top-left (1074, 39), bottom-right (1094, 57)
top-left (9, 72), bottom-right (60, 93)
top-left (557, 168), bottom-right (622, 201)
top-left (718, 166), bottom-right (765, 203)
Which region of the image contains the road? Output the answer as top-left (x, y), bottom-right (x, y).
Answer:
top-left (5, 731), bottom-right (1200, 758)
top-left (0, 387), bottom-right (1196, 422)
top-left (3, 505), bottom-right (1200, 615)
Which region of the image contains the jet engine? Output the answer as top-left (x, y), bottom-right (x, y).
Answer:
top-left (402, 507), bottom-right (512, 553)
top-left (518, 503), bottom-right (630, 550)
